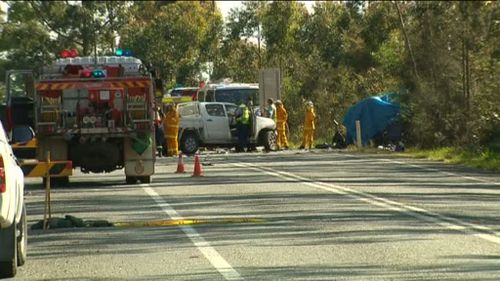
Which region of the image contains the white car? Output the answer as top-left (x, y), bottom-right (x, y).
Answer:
top-left (0, 121), bottom-right (27, 278)
top-left (178, 101), bottom-right (277, 154)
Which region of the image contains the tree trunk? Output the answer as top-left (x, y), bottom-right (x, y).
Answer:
top-left (465, 42), bottom-right (470, 119)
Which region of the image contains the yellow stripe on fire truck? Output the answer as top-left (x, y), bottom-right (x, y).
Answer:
top-left (54, 127), bottom-right (131, 135)
top-left (36, 84), bottom-right (49, 91)
top-left (35, 81), bottom-right (151, 91)
top-left (110, 81), bottom-right (149, 88)
top-left (20, 159), bottom-right (73, 177)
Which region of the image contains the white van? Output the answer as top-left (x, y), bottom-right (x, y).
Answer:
top-left (197, 83), bottom-right (259, 106)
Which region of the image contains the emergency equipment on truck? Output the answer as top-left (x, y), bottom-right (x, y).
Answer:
top-left (2, 50), bottom-right (156, 184)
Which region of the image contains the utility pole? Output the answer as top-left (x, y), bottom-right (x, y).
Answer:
top-left (258, 24), bottom-right (262, 69)
top-left (394, 1), bottom-right (419, 80)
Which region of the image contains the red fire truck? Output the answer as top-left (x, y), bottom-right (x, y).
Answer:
top-left (3, 50), bottom-right (156, 184)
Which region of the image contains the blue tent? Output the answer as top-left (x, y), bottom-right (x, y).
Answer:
top-left (343, 92), bottom-right (400, 145)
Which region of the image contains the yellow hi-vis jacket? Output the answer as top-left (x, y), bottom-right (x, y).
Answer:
top-left (304, 107), bottom-right (316, 130)
top-left (236, 104), bottom-right (250, 125)
top-left (163, 109), bottom-right (180, 139)
top-left (276, 104), bottom-right (288, 127)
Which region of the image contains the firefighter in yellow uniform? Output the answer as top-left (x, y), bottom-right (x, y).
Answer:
top-left (275, 100), bottom-right (289, 150)
top-left (300, 101), bottom-right (316, 150)
top-left (163, 104), bottom-right (180, 156)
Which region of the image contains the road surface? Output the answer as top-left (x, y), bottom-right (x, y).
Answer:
top-left (10, 150), bottom-right (500, 280)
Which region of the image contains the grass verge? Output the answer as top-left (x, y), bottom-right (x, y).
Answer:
top-left (401, 147), bottom-right (500, 172)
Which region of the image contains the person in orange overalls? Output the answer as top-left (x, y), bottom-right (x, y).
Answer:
top-left (300, 101), bottom-right (316, 150)
top-left (275, 100), bottom-right (289, 150)
top-left (163, 104), bottom-right (180, 156)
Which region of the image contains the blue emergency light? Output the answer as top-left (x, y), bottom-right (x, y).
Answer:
top-left (115, 48), bottom-right (132, 57)
top-left (92, 69), bottom-right (106, 78)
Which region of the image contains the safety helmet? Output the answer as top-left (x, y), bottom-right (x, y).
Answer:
top-left (275, 100), bottom-right (282, 105)
top-left (306, 101), bottom-right (313, 107)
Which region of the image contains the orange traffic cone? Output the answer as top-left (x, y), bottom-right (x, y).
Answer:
top-left (192, 154), bottom-right (203, 177)
top-left (175, 153), bottom-right (185, 173)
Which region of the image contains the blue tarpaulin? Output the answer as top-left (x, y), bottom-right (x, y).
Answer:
top-left (343, 93), bottom-right (400, 145)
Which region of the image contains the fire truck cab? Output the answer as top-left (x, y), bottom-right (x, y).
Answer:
top-left (3, 52), bottom-right (156, 184)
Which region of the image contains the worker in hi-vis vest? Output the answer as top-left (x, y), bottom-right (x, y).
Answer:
top-left (300, 101), bottom-right (316, 150)
top-left (235, 100), bottom-right (251, 152)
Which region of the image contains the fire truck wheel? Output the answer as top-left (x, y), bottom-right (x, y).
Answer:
top-left (126, 176), bottom-right (137, 184)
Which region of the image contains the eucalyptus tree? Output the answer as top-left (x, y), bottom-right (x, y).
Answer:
top-left (119, 1), bottom-right (223, 85)
top-left (0, 1), bottom-right (130, 75)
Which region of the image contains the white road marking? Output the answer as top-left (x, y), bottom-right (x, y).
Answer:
top-left (341, 153), bottom-right (500, 186)
top-left (380, 158), bottom-right (500, 185)
top-left (142, 185), bottom-right (243, 281)
top-left (234, 163), bottom-right (500, 245)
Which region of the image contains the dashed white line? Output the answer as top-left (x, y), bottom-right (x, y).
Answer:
top-left (340, 153), bottom-right (500, 186)
top-left (380, 158), bottom-right (500, 185)
top-left (142, 185), bottom-right (243, 281)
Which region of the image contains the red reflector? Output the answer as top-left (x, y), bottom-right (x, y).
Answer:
top-left (81, 68), bottom-right (92, 78)
top-left (0, 168), bottom-right (5, 193)
top-left (60, 50), bottom-right (71, 58)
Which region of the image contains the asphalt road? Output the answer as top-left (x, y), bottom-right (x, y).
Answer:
top-left (8, 149), bottom-right (500, 280)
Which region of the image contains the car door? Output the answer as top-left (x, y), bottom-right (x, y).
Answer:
top-left (225, 104), bottom-right (239, 140)
top-left (0, 122), bottom-right (16, 224)
top-left (203, 103), bottom-right (230, 142)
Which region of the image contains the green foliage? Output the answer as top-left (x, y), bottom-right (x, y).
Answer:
top-left (120, 1), bottom-right (222, 85)
top-left (404, 147), bottom-right (500, 172)
top-left (400, 1), bottom-right (499, 148)
top-left (0, 0), bottom-right (496, 153)
top-left (0, 0), bottom-right (131, 79)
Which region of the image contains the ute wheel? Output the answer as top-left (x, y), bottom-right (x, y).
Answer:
top-left (0, 218), bottom-right (17, 278)
top-left (17, 204), bottom-right (27, 266)
top-left (180, 132), bottom-right (199, 155)
top-left (139, 176), bottom-right (151, 184)
top-left (262, 130), bottom-right (277, 152)
top-left (126, 176), bottom-right (137, 184)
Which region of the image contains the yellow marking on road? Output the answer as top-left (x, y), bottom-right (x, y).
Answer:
top-left (113, 218), bottom-right (265, 228)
